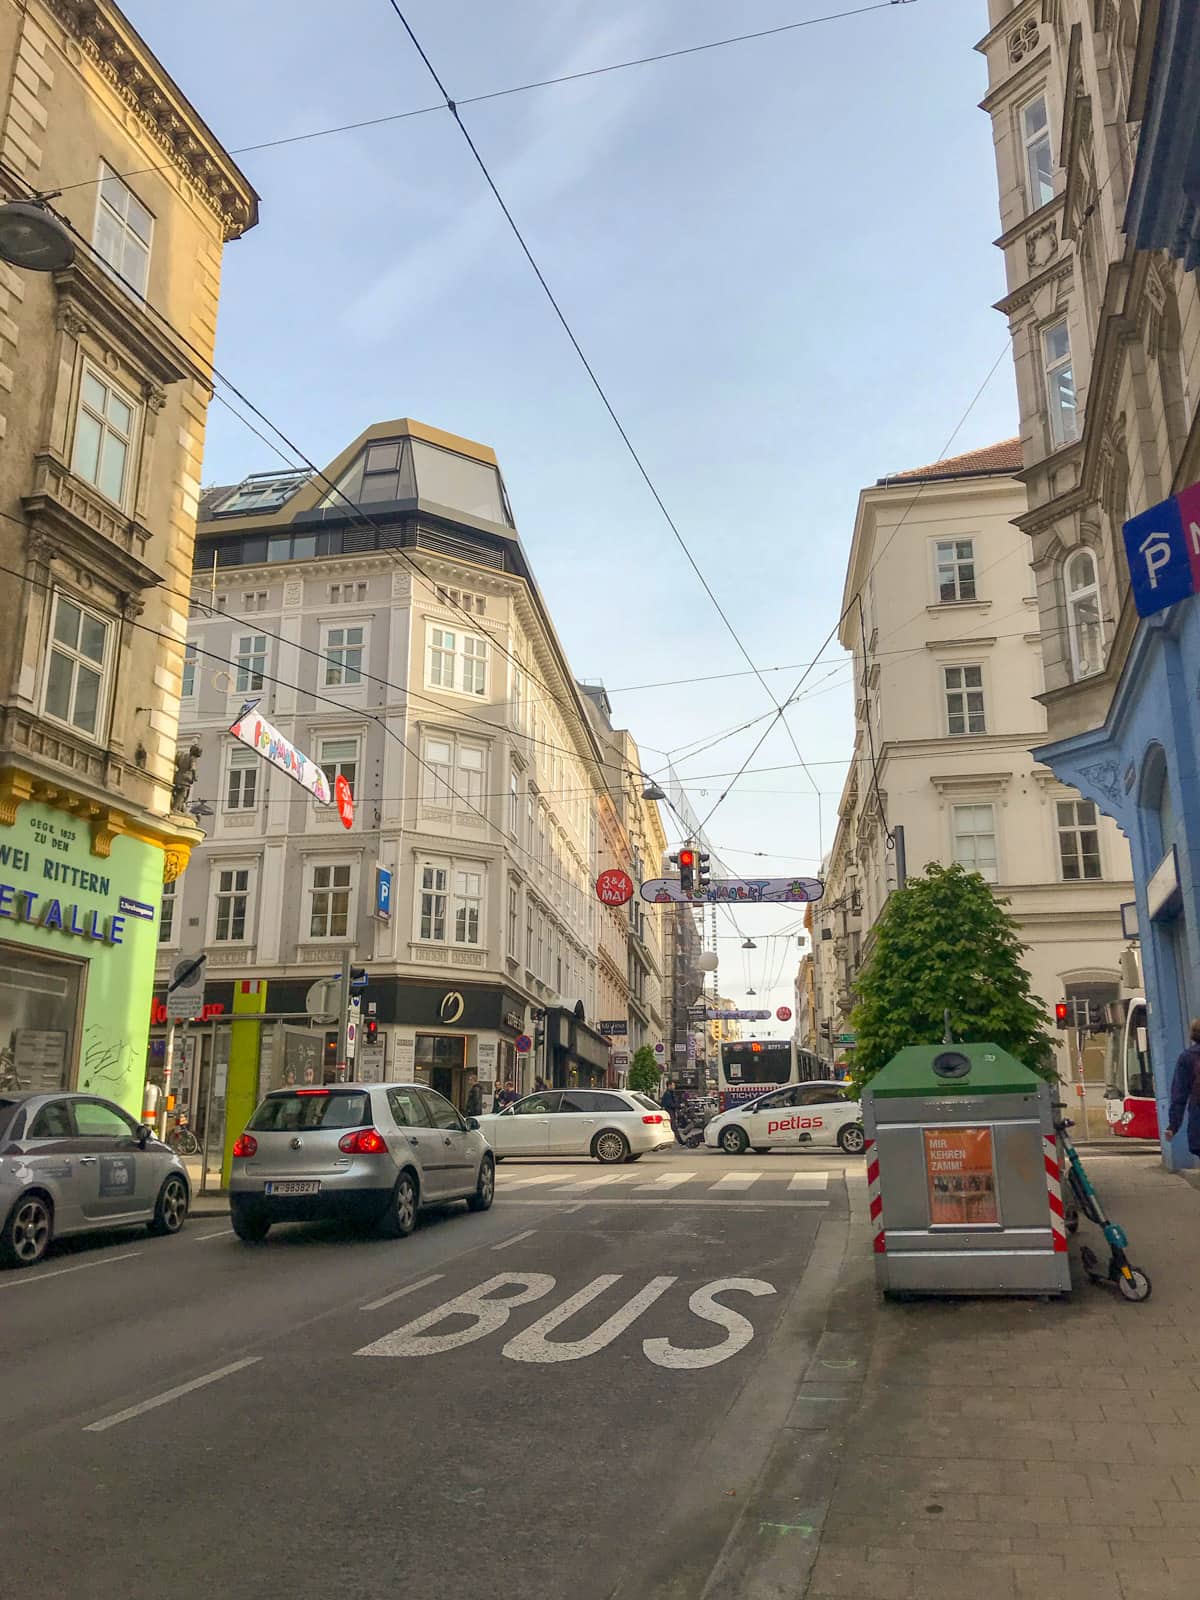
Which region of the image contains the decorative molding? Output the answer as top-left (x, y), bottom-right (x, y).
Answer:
top-left (994, 257), bottom-right (1075, 318)
top-left (22, 454), bottom-right (161, 595)
top-left (1077, 758), bottom-right (1124, 806)
top-left (924, 635), bottom-right (998, 653)
top-left (1025, 222), bottom-right (1060, 272)
top-left (1008, 18), bottom-right (1040, 62)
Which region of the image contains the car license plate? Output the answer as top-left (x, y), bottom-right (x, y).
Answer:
top-left (264, 1180), bottom-right (321, 1196)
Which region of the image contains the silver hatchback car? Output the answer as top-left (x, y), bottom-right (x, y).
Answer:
top-left (0, 1091), bottom-right (190, 1268)
top-left (228, 1081), bottom-right (495, 1243)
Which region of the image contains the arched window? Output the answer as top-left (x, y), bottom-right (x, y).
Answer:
top-left (1065, 548), bottom-right (1104, 679)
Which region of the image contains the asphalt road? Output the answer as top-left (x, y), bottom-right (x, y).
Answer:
top-left (1, 1148), bottom-right (852, 1600)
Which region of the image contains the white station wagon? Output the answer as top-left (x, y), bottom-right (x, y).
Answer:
top-left (704, 1081), bottom-right (864, 1156)
top-left (476, 1088), bottom-right (674, 1163)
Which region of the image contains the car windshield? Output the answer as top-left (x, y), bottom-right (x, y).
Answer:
top-left (249, 1090), bottom-right (371, 1132)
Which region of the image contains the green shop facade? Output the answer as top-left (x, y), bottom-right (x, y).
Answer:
top-left (0, 783), bottom-right (180, 1117)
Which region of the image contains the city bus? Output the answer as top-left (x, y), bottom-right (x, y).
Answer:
top-left (717, 1040), bottom-right (827, 1108)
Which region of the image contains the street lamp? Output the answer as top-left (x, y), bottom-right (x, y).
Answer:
top-left (741, 938), bottom-right (756, 950)
top-left (641, 780), bottom-right (666, 801)
top-left (0, 200), bottom-right (74, 271)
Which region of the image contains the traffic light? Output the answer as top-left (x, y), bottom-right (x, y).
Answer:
top-left (820, 1020), bottom-right (834, 1043)
top-left (697, 851), bottom-right (711, 893)
top-left (364, 1018), bottom-right (378, 1046)
top-left (1054, 1002), bottom-right (1070, 1029)
top-left (678, 847), bottom-right (696, 894)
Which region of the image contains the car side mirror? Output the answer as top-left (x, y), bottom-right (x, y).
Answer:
top-left (137, 1124), bottom-right (154, 1148)
top-left (464, 1116), bottom-right (480, 1131)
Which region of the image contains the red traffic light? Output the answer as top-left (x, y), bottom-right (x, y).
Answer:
top-left (1054, 1002), bottom-right (1070, 1026)
top-left (679, 849), bottom-right (695, 867)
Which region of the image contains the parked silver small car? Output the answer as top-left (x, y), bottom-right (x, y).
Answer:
top-left (0, 1091), bottom-right (190, 1268)
top-left (228, 1082), bottom-right (495, 1243)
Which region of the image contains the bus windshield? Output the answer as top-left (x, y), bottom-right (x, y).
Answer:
top-left (720, 1040), bottom-right (793, 1087)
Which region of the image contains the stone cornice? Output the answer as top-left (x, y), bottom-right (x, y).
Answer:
top-left (47, 0), bottom-right (258, 238)
top-left (994, 257), bottom-right (1075, 318)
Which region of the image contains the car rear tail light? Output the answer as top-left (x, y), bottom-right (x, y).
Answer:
top-left (232, 1133), bottom-right (258, 1158)
top-left (642, 1114), bottom-right (664, 1125)
top-left (338, 1128), bottom-right (388, 1155)
top-left (295, 1088), bottom-right (329, 1096)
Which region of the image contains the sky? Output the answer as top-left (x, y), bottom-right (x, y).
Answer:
top-left (123, 0), bottom-right (1016, 1029)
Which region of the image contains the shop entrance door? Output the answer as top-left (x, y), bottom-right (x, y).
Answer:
top-left (0, 941), bottom-right (85, 1093)
top-left (416, 1033), bottom-right (467, 1110)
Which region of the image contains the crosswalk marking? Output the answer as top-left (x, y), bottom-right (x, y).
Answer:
top-left (788, 1171), bottom-right (829, 1191)
top-left (712, 1171), bottom-right (762, 1191)
top-left (501, 1174), bottom-right (565, 1189)
top-left (556, 1172), bottom-right (637, 1192)
top-left (634, 1170), bottom-right (697, 1191)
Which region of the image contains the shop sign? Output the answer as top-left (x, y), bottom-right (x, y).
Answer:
top-left (229, 700), bottom-right (331, 804)
top-left (923, 1127), bottom-right (998, 1227)
top-left (1147, 844), bottom-right (1181, 922)
top-left (0, 881), bottom-right (126, 945)
top-left (503, 1010), bottom-right (524, 1033)
top-left (598, 1020), bottom-right (627, 1036)
top-left (439, 991), bottom-right (466, 1024)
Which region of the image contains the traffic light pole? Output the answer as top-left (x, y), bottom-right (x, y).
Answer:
top-left (335, 947), bottom-right (352, 1082)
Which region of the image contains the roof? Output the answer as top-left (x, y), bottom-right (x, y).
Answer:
top-left (877, 438), bottom-right (1023, 487)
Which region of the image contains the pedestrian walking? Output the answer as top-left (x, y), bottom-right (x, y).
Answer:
top-left (660, 1079), bottom-right (680, 1142)
top-left (1165, 1017), bottom-right (1200, 1155)
top-left (465, 1077), bottom-right (484, 1118)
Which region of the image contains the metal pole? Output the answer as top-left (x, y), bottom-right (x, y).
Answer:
top-left (335, 948), bottom-right (352, 1081)
top-left (158, 1017), bottom-right (175, 1140)
top-left (199, 1018), bottom-right (217, 1197)
top-left (894, 824), bottom-right (907, 890)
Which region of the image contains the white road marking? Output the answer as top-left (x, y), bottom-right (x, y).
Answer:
top-left (556, 1173), bottom-right (637, 1192)
top-left (712, 1171), bottom-right (763, 1191)
top-left (788, 1171), bottom-right (829, 1191)
top-left (492, 1229), bottom-right (538, 1251)
top-left (358, 1273), bottom-right (556, 1358)
top-left (499, 1196), bottom-right (830, 1209)
top-left (635, 1170), bottom-right (696, 1191)
top-left (360, 1272), bottom-right (445, 1312)
top-left (498, 1173), bottom-right (565, 1189)
top-left (644, 1278), bottom-right (777, 1369)
top-left (0, 1250), bottom-right (142, 1288)
top-left (83, 1357), bottom-right (262, 1432)
top-left (503, 1274), bottom-right (677, 1364)
top-left (196, 1228), bottom-right (235, 1241)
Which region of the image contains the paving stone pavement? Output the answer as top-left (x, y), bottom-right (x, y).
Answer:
top-left (803, 1155), bottom-right (1200, 1600)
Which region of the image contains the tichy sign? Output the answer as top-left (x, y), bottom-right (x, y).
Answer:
top-left (639, 876), bottom-right (824, 905)
top-left (229, 700), bottom-right (331, 804)
top-left (1123, 481), bottom-right (1200, 618)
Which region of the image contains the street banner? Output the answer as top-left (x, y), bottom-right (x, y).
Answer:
top-left (923, 1127), bottom-right (998, 1227)
top-left (689, 1008), bottom-right (772, 1021)
top-left (229, 700), bottom-right (331, 804)
top-left (639, 875), bottom-right (824, 905)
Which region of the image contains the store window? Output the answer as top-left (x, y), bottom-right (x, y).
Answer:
top-left (0, 942), bottom-right (85, 1092)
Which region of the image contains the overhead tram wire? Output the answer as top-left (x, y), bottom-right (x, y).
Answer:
top-left (39, 2), bottom-right (914, 200)
top-left (380, 1), bottom-right (886, 827)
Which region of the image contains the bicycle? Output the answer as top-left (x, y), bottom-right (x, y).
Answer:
top-left (1055, 1115), bottom-right (1151, 1303)
top-left (166, 1115), bottom-right (201, 1157)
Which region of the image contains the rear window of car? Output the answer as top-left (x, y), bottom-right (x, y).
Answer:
top-left (249, 1090), bottom-right (371, 1132)
top-left (632, 1094), bottom-right (661, 1113)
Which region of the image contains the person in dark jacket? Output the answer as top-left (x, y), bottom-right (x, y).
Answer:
top-left (465, 1077), bottom-right (484, 1118)
top-left (660, 1081), bottom-right (680, 1142)
top-left (1165, 1018), bottom-right (1200, 1154)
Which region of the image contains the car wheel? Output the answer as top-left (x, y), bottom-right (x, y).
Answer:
top-left (379, 1170), bottom-right (419, 1238)
top-left (720, 1126), bottom-right (749, 1156)
top-left (593, 1129), bottom-right (630, 1164)
top-left (838, 1123), bottom-right (866, 1155)
top-left (467, 1155), bottom-right (495, 1213)
top-left (230, 1203), bottom-right (270, 1243)
top-left (624, 1152), bottom-right (643, 1163)
top-left (148, 1174), bottom-right (189, 1236)
top-left (1, 1193), bottom-right (52, 1268)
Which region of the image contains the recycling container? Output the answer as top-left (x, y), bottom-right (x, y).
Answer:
top-left (863, 1044), bottom-right (1071, 1296)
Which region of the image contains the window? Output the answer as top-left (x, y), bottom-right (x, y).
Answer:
top-left (242, 591), bottom-right (268, 613)
top-left (75, 1099), bottom-right (137, 1139)
top-left (213, 866), bottom-right (252, 942)
top-left (28, 1100), bottom-right (73, 1139)
top-left (1021, 96), bottom-right (1055, 210)
top-left (159, 878), bottom-right (176, 945)
top-left (250, 1090), bottom-right (370, 1132)
top-left (419, 863), bottom-right (448, 941)
top-left (214, 473), bottom-right (308, 516)
top-left (457, 744), bottom-right (485, 809)
top-left (1057, 799), bottom-right (1102, 880)
top-left (515, 1092), bottom-right (561, 1115)
top-left (425, 625), bottom-right (488, 696)
top-left (935, 539), bottom-right (976, 603)
top-left (324, 624), bottom-right (364, 687)
top-left (71, 367), bottom-right (135, 507)
top-left (235, 635), bottom-right (267, 693)
top-left (309, 861), bottom-right (353, 938)
top-left (951, 804), bottom-right (998, 883)
top-left (1065, 548), bottom-right (1104, 679)
top-left (508, 883), bottom-right (519, 957)
top-left (319, 737), bottom-right (358, 799)
top-left (527, 793), bottom-right (535, 852)
top-left (943, 665), bottom-right (986, 735)
top-left (226, 747), bottom-right (259, 811)
top-left (454, 869), bottom-right (482, 945)
top-left (511, 666), bottom-right (524, 729)
top-left (509, 769), bottom-right (520, 837)
top-left (526, 904), bottom-right (534, 968)
top-left (42, 594), bottom-right (110, 737)
top-left (1043, 320), bottom-right (1080, 446)
top-left (94, 162), bottom-right (153, 294)
top-left (181, 648), bottom-right (197, 700)
top-left (420, 1089), bottom-right (466, 1132)
top-left (387, 1087), bottom-right (430, 1128)
top-left (422, 736), bottom-right (454, 808)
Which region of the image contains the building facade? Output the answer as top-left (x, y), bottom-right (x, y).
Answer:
top-left (814, 441), bottom-right (1134, 1104)
top-left (977, 0), bottom-right (1200, 1162)
top-left (157, 419), bottom-right (633, 1117)
top-left (0, 0), bottom-right (256, 1109)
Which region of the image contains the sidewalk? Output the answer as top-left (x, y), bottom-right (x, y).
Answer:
top-left (804, 1155), bottom-right (1200, 1600)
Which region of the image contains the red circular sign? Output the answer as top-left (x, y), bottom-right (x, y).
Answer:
top-left (595, 869), bottom-right (634, 907)
top-left (776, 1006), bottom-right (792, 1023)
top-left (335, 773), bottom-right (354, 830)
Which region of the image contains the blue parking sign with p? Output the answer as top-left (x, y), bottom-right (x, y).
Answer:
top-left (376, 865), bottom-right (392, 921)
top-left (1123, 492), bottom-right (1199, 617)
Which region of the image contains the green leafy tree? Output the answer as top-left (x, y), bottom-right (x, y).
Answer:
top-left (627, 1045), bottom-right (662, 1096)
top-left (849, 862), bottom-right (1055, 1090)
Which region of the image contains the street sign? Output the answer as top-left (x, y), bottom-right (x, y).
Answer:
top-left (306, 978), bottom-right (338, 1024)
top-left (611, 1051), bottom-right (630, 1070)
top-left (515, 1034), bottom-right (533, 1055)
top-left (1123, 480), bottom-right (1200, 617)
top-left (595, 868), bottom-right (634, 907)
top-left (229, 700), bottom-right (331, 804)
top-left (639, 875), bottom-right (824, 905)
top-left (376, 866), bottom-right (392, 921)
top-left (653, 1042), bottom-right (666, 1059)
top-left (335, 773), bottom-right (354, 829)
top-left (776, 1006), bottom-right (792, 1022)
top-left (837, 1033), bottom-right (855, 1046)
top-left (166, 954), bottom-right (207, 1022)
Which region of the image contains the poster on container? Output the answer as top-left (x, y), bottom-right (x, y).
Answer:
top-left (229, 700), bottom-right (331, 804)
top-left (922, 1127), bottom-right (999, 1227)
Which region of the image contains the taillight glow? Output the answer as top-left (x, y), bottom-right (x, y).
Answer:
top-left (338, 1128), bottom-right (388, 1155)
top-left (642, 1114), bottom-right (664, 1125)
top-left (295, 1088), bottom-right (329, 1096)
top-left (232, 1133), bottom-right (258, 1158)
